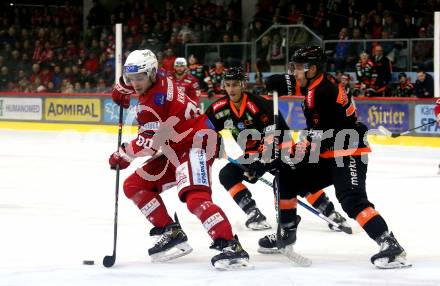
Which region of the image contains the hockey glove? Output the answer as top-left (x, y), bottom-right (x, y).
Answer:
top-left (109, 143), bottom-right (133, 170)
top-left (112, 76), bottom-right (134, 109)
top-left (243, 161), bottom-right (267, 184)
top-left (265, 74), bottom-right (295, 96)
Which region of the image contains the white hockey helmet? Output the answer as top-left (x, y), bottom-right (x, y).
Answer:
top-left (123, 49), bottom-right (158, 84)
top-left (174, 57), bottom-right (187, 67)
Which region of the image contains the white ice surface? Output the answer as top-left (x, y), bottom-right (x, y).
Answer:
top-left (1, 129), bottom-right (440, 286)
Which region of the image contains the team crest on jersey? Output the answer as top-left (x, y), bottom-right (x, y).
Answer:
top-left (154, 92), bottom-right (165, 106)
top-left (246, 101), bottom-right (259, 115)
top-left (212, 99), bottom-right (228, 112)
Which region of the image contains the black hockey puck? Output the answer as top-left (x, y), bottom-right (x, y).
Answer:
top-left (83, 260), bottom-right (95, 265)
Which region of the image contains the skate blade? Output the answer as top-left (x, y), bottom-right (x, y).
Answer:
top-left (329, 224), bottom-right (353, 234)
top-left (280, 245), bottom-right (312, 267)
top-left (373, 255), bottom-right (412, 269)
top-left (151, 242), bottom-right (193, 263)
top-left (257, 247), bottom-right (280, 254)
top-left (246, 221), bottom-right (272, 231)
top-left (213, 258), bottom-right (253, 271)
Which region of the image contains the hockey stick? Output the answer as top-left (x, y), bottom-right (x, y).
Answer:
top-left (271, 91), bottom-right (284, 250)
top-left (103, 105), bottom-right (124, 268)
top-left (378, 120), bottom-right (437, 138)
top-left (272, 91), bottom-right (311, 267)
top-left (226, 156), bottom-right (352, 234)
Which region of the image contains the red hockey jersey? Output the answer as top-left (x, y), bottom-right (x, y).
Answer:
top-left (435, 98), bottom-right (440, 121)
top-left (168, 72), bottom-right (201, 104)
top-left (127, 73), bottom-right (214, 158)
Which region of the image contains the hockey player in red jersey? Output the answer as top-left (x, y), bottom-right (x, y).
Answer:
top-left (435, 99), bottom-right (440, 124)
top-left (168, 57), bottom-right (201, 104)
top-left (108, 49), bottom-right (250, 270)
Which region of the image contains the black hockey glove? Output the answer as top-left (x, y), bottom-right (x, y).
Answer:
top-left (265, 74), bottom-right (295, 96)
top-left (243, 161), bottom-right (267, 184)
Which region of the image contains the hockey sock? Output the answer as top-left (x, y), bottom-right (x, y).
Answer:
top-left (280, 198), bottom-right (298, 228)
top-left (306, 190), bottom-right (335, 216)
top-left (228, 183), bottom-right (256, 214)
top-left (356, 207), bottom-right (389, 240)
top-left (185, 190), bottom-right (234, 241)
top-left (137, 192), bottom-right (173, 228)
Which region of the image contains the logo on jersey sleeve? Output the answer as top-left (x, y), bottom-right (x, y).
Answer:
top-left (154, 92), bottom-right (165, 106)
top-left (166, 78), bottom-right (174, 101)
top-left (306, 90), bottom-right (315, 108)
top-left (212, 99), bottom-right (228, 112)
top-left (246, 101), bottom-right (259, 115)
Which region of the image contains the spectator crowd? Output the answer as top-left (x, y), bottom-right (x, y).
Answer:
top-left (0, 0), bottom-right (437, 97)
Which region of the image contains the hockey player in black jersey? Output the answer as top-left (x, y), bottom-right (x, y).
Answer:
top-left (262, 46), bottom-right (411, 269)
top-left (205, 67), bottom-right (351, 234)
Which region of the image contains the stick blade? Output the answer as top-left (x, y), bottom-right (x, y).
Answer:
top-left (378, 126), bottom-right (392, 137)
top-left (103, 255), bottom-right (116, 268)
top-left (340, 225), bottom-right (353, 234)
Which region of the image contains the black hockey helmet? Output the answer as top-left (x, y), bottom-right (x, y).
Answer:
top-left (224, 67), bottom-right (247, 81)
top-left (289, 46), bottom-right (326, 72)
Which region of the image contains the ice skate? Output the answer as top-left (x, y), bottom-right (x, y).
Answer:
top-left (245, 208), bottom-right (271, 230)
top-left (257, 232), bottom-right (280, 254)
top-left (148, 222), bottom-right (193, 263)
top-left (258, 224), bottom-right (311, 267)
top-left (371, 232), bottom-right (412, 269)
top-left (258, 217), bottom-right (300, 254)
top-left (327, 210), bottom-right (353, 234)
top-left (315, 195), bottom-right (352, 234)
top-left (210, 235), bottom-right (251, 270)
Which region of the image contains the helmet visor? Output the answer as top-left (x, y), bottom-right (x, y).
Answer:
top-left (289, 63), bottom-right (309, 75)
top-left (125, 72), bottom-right (149, 83)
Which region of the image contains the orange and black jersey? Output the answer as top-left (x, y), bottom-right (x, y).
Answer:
top-left (297, 73), bottom-right (371, 157)
top-left (205, 92), bottom-right (290, 154)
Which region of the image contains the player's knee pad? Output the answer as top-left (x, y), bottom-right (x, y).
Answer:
top-left (338, 192), bottom-right (373, 219)
top-left (219, 163), bottom-right (244, 190)
top-left (185, 190), bottom-right (213, 216)
top-left (123, 176), bottom-right (141, 199)
top-left (123, 174), bottom-right (155, 206)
